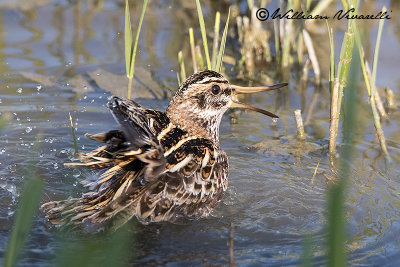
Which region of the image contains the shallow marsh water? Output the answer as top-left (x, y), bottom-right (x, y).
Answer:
top-left (0, 0), bottom-right (400, 265)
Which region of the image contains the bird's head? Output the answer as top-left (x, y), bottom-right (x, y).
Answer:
top-left (166, 70), bottom-right (287, 144)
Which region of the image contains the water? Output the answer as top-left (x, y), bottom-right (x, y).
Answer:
top-left (0, 0), bottom-right (400, 265)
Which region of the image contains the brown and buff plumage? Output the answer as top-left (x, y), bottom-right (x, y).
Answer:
top-left (41, 70), bottom-right (286, 230)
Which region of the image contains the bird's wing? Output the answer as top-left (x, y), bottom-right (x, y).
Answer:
top-left (42, 96), bottom-right (168, 228)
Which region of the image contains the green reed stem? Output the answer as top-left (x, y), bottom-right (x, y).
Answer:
top-left (329, 15), bottom-right (354, 156)
top-left (301, 232), bottom-right (313, 267)
top-left (178, 51), bottom-right (186, 82)
top-left (327, 38), bottom-right (361, 267)
top-left (247, 0), bottom-right (253, 12)
top-left (195, 45), bottom-right (204, 70)
top-left (3, 140), bottom-right (44, 267)
top-left (354, 19), bottom-right (391, 162)
top-left (326, 20), bottom-right (335, 95)
top-left (211, 12), bottom-right (220, 70)
top-left (371, 6), bottom-right (386, 92)
top-left (125, 0), bottom-right (148, 99)
top-left (309, 0), bottom-right (333, 17)
top-left (261, 0), bottom-right (267, 8)
top-left (196, 0), bottom-right (211, 70)
top-left (189, 28), bottom-right (198, 73)
top-left (125, 0), bottom-right (132, 83)
top-left (216, 9), bottom-right (230, 73)
top-left (273, 19), bottom-right (281, 65)
top-left (177, 72), bottom-right (181, 87)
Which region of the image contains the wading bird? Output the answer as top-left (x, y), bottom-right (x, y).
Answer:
top-left (42, 70), bottom-right (287, 230)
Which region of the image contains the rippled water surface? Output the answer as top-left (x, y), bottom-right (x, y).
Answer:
top-left (0, 0), bottom-right (400, 266)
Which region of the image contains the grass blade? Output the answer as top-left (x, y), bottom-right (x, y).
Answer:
top-left (273, 19), bottom-right (280, 65)
top-left (195, 45), bottom-right (205, 70)
top-left (329, 16), bottom-right (354, 156)
top-left (3, 142), bottom-right (44, 267)
top-left (327, 41), bottom-right (361, 267)
top-left (326, 20), bottom-right (335, 95)
top-left (189, 28), bottom-right (197, 73)
top-left (126, 0), bottom-right (148, 99)
top-left (354, 20), bottom-right (391, 162)
top-left (216, 9), bottom-right (230, 73)
top-left (301, 232), bottom-right (313, 267)
top-left (129, 0), bottom-right (147, 78)
top-left (178, 51), bottom-right (186, 82)
top-left (57, 223), bottom-right (132, 267)
top-left (211, 12), bottom-right (220, 70)
top-left (69, 112), bottom-right (78, 155)
top-left (124, 0), bottom-right (133, 79)
top-left (177, 72), bottom-right (181, 87)
top-left (196, 0), bottom-right (211, 70)
top-left (247, 0), bottom-right (253, 12)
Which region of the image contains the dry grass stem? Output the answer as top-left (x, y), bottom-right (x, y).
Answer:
top-left (365, 62), bottom-right (387, 118)
top-left (329, 78), bottom-right (340, 155)
top-left (303, 29), bottom-right (320, 85)
top-left (294, 109), bottom-right (306, 140)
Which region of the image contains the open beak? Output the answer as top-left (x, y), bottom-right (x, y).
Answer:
top-left (230, 83), bottom-right (288, 118)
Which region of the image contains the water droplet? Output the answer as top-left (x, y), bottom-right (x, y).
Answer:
top-left (17, 88), bottom-right (23, 94)
top-left (25, 126), bottom-right (32, 133)
top-left (72, 169), bottom-right (81, 178)
top-left (36, 84), bottom-right (42, 91)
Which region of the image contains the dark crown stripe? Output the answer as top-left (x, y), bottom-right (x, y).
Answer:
top-left (198, 79), bottom-right (229, 85)
top-left (177, 70), bottom-right (226, 94)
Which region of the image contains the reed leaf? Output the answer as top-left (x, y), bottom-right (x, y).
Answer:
top-left (326, 20), bottom-right (335, 95)
top-left (354, 16), bottom-right (391, 161)
top-left (371, 6), bottom-right (386, 90)
top-left (247, 0), bottom-right (253, 12)
top-left (216, 9), bottom-right (230, 73)
top-left (196, 0), bottom-right (211, 70)
top-left (178, 51), bottom-right (186, 82)
top-left (189, 28), bottom-right (197, 73)
top-left (124, 0), bottom-right (133, 80)
top-left (125, 0), bottom-right (148, 99)
top-left (211, 12), bottom-right (220, 70)
top-left (3, 142), bottom-right (44, 267)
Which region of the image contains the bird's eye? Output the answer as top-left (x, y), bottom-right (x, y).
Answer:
top-left (211, 84), bottom-right (220, 95)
